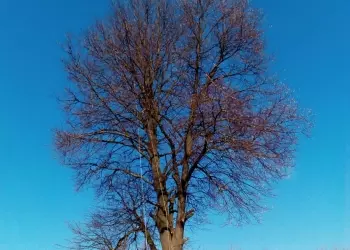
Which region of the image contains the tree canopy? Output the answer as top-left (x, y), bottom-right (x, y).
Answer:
top-left (55, 0), bottom-right (310, 249)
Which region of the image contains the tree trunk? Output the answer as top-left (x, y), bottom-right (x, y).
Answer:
top-left (155, 188), bottom-right (186, 250)
top-left (157, 192), bottom-right (186, 250)
top-left (159, 226), bottom-right (184, 250)
top-left (144, 98), bottom-right (186, 250)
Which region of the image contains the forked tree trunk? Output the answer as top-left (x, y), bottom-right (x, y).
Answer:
top-left (144, 87), bottom-right (187, 250)
top-left (159, 225), bottom-right (185, 250)
top-left (156, 192), bottom-right (187, 250)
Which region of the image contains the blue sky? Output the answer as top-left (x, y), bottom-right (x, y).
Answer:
top-left (0, 0), bottom-right (349, 249)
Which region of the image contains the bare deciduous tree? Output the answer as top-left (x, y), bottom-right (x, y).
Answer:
top-left (55, 0), bottom-right (310, 249)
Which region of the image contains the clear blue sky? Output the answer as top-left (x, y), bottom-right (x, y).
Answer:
top-left (0, 0), bottom-right (349, 249)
